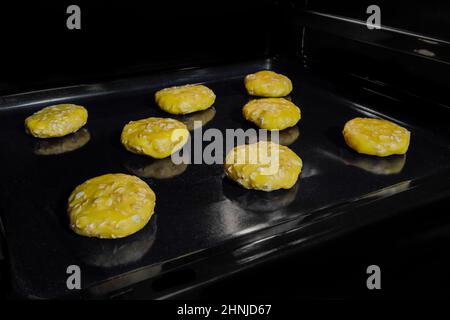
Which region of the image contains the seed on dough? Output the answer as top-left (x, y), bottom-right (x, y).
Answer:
top-left (131, 215), bottom-right (141, 222)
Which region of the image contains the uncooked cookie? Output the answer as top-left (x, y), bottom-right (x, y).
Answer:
top-left (121, 117), bottom-right (189, 159)
top-left (343, 117), bottom-right (410, 157)
top-left (68, 173), bottom-right (156, 239)
top-left (242, 98), bottom-right (301, 130)
top-left (244, 70), bottom-right (292, 97)
top-left (224, 141), bottom-right (302, 191)
top-left (25, 104), bottom-right (88, 138)
top-left (155, 84), bottom-right (216, 115)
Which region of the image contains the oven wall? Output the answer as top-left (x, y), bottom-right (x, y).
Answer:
top-left (0, 0), bottom-right (282, 94)
top-left (290, 0), bottom-right (450, 107)
top-left (1, 0), bottom-right (449, 107)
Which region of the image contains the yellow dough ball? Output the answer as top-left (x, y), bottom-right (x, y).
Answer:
top-left (224, 141), bottom-right (302, 191)
top-left (242, 98), bottom-right (301, 130)
top-left (244, 70), bottom-right (292, 97)
top-left (155, 84), bottom-right (216, 115)
top-left (343, 117), bottom-right (410, 157)
top-left (121, 117), bottom-right (189, 159)
top-left (25, 104), bottom-right (88, 138)
top-left (68, 173), bottom-right (156, 239)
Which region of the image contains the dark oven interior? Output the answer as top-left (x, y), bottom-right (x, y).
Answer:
top-left (1, 1), bottom-right (450, 299)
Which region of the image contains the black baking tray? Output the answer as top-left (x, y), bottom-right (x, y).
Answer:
top-left (1, 57), bottom-right (450, 299)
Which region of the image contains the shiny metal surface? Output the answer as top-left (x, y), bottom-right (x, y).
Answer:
top-left (1, 58), bottom-right (450, 299)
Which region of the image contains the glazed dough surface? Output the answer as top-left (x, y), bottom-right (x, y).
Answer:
top-left (224, 141), bottom-right (302, 191)
top-left (121, 117), bottom-right (189, 159)
top-left (68, 173), bottom-right (156, 239)
top-left (243, 98), bottom-right (301, 130)
top-left (155, 84), bottom-right (216, 115)
top-left (244, 70), bottom-right (292, 97)
top-left (25, 104), bottom-right (88, 138)
top-left (343, 117), bottom-right (410, 157)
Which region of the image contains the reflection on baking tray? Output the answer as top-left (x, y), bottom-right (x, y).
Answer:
top-left (278, 126), bottom-right (300, 146)
top-left (222, 178), bottom-right (299, 214)
top-left (247, 95), bottom-right (292, 102)
top-left (177, 107), bottom-right (216, 131)
top-left (364, 180), bottom-right (411, 199)
top-left (258, 126), bottom-right (300, 146)
top-left (215, 179), bottom-right (307, 239)
top-left (123, 155), bottom-right (188, 179)
top-left (33, 128), bottom-right (90, 156)
top-left (299, 161), bottom-right (320, 179)
top-left (74, 215), bottom-right (157, 268)
top-left (319, 149), bottom-right (406, 175)
top-left (88, 263), bottom-right (163, 297)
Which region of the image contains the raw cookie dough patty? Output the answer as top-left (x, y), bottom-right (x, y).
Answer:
top-left (155, 84), bottom-right (216, 115)
top-left (224, 141), bottom-right (302, 191)
top-left (25, 104), bottom-right (88, 138)
top-left (242, 98), bottom-right (301, 130)
top-left (121, 117), bottom-right (189, 159)
top-left (68, 173), bottom-right (156, 239)
top-left (343, 117), bottom-right (410, 157)
top-left (244, 70), bottom-right (293, 97)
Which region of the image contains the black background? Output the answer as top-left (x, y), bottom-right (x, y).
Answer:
top-left (0, 1), bottom-right (278, 94)
top-left (1, 0), bottom-right (450, 300)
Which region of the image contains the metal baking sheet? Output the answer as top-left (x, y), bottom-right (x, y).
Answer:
top-left (1, 58), bottom-right (450, 299)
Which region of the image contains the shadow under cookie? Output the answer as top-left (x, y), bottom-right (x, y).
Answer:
top-left (73, 214), bottom-right (157, 269)
top-left (123, 154), bottom-right (188, 179)
top-left (33, 128), bottom-right (90, 156)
